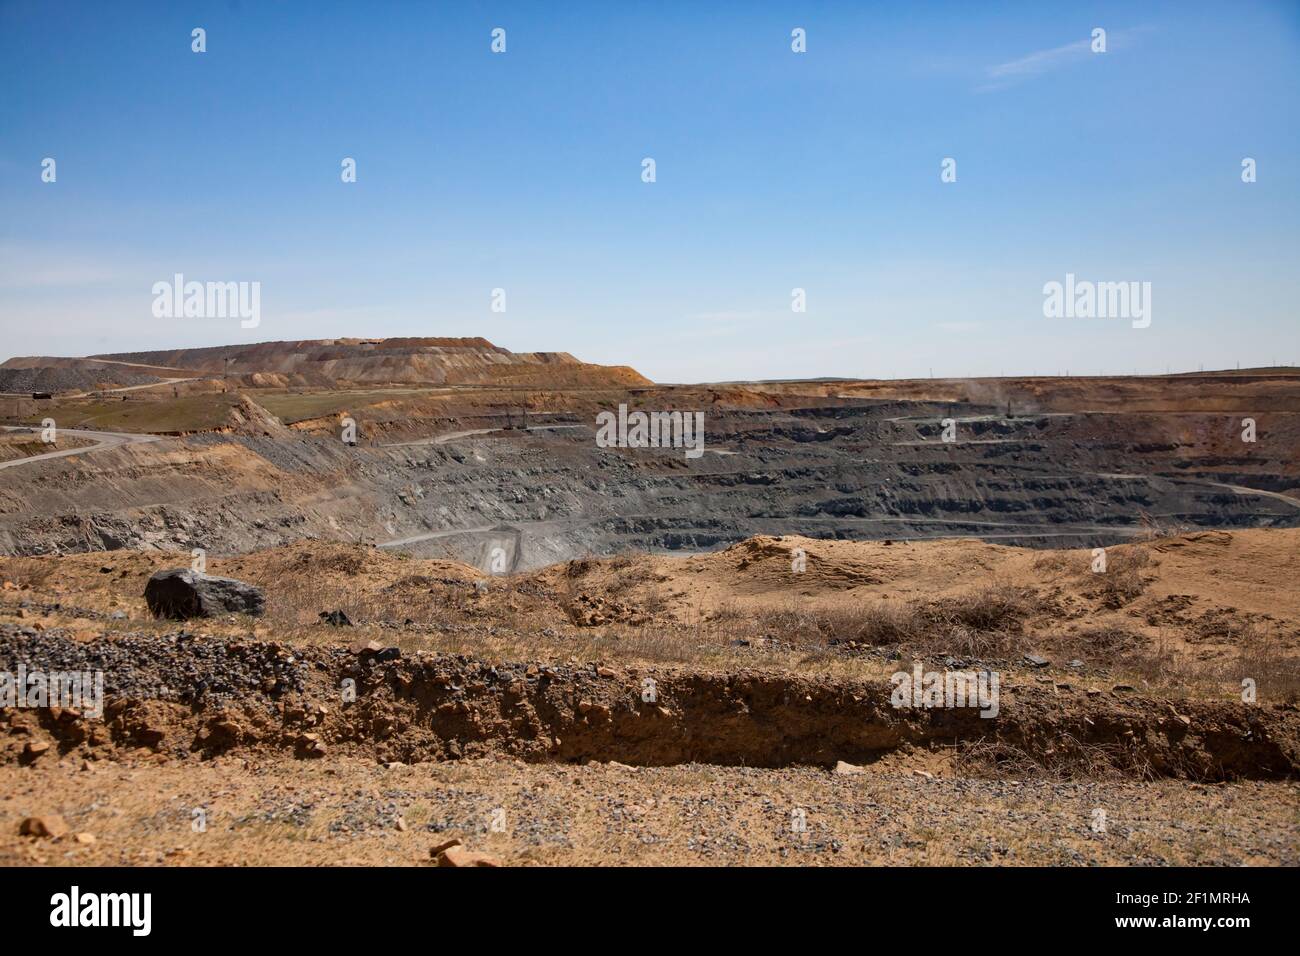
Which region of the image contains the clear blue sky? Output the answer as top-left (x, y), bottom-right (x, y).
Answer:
top-left (2, 1), bottom-right (1297, 381)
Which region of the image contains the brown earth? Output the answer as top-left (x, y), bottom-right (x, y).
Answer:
top-left (4, 529), bottom-right (1296, 701)
top-left (3, 366), bottom-right (1297, 567)
top-left (3, 757), bottom-right (1295, 867)
top-left (0, 433), bottom-right (94, 463)
top-left (2, 359), bottom-right (1298, 867)
top-left (3, 630), bottom-right (1296, 776)
top-left (2, 337), bottom-right (650, 392)
top-left (4, 532), bottom-right (1299, 866)
top-left (2, 590), bottom-right (1298, 865)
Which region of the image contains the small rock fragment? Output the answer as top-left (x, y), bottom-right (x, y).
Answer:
top-left (429, 838), bottom-right (462, 857)
top-left (436, 845), bottom-right (500, 868)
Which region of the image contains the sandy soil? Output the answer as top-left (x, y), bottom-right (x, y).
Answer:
top-left (3, 756), bottom-right (1295, 867)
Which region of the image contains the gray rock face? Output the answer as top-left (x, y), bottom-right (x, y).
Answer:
top-left (144, 569), bottom-right (265, 619)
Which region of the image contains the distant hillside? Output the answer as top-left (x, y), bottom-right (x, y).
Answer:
top-left (4, 337), bottom-right (651, 389)
top-left (0, 365), bottom-right (163, 394)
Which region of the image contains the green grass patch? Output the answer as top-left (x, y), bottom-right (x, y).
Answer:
top-left (255, 388), bottom-right (443, 423)
top-left (23, 394), bottom-right (243, 433)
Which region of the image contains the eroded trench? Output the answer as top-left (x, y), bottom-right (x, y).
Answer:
top-left (3, 632), bottom-right (1296, 781)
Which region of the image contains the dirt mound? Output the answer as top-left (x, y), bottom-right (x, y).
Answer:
top-left (527, 530), bottom-right (1300, 701)
top-left (220, 396), bottom-right (292, 438)
top-left (218, 541), bottom-right (481, 587)
top-left (5, 530), bottom-right (1299, 704)
top-left (541, 529), bottom-right (1300, 628)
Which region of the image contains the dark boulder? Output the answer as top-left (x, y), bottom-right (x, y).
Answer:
top-left (144, 569), bottom-right (265, 620)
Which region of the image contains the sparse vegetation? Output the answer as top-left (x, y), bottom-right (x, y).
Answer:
top-left (23, 393), bottom-right (243, 433)
top-left (1085, 547), bottom-right (1151, 608)
top-left (953, 737), bottom-right (1161, 782)
top-left (703, 586), bottom-right (1042, 661)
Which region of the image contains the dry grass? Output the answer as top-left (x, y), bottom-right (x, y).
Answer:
top-left (702, 586), bottom-right (1042, 660)
top-left (1053, 624), bottom-right (1146, 659)
top-left (0, 558), bottom-right (59, 590)
top-left (5, 538), bottom-right (1298, 701)
top-left (1084, 547), bottom-right (1151, 609)
top-left (1113, 623), bottom-right (1300, 704)
top-left (952, 736), bottom-right (1161, 782)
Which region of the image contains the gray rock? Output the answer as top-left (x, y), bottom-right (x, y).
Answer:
top-left (144, 569), bottom-right (265, 620)
top-left (1023, 654), bottom-right (1050, 668)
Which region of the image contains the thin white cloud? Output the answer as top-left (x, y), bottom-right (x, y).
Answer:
top-left (976, 29), bottom-right (1143, 92)
top-left (988, 38), bottom-right (1092, 80)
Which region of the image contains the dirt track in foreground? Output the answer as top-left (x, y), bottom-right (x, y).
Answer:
top-left (3, 756), bottom-right (1296, 866)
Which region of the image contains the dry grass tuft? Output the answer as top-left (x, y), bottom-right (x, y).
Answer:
top-left (1084, 548), bottom-right (1151, 609)
top-left (952, 736), bottom-right (1160, 782)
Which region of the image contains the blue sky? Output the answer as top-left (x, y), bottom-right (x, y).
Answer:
top-left (1, 1), bottom-right (1297, 381)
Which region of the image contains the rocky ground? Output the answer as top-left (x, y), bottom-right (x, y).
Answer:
top-left (1, 369), bottom-right (1298, 867)
top-left (1, 612), bottom-right (1297, 866)
top-left (3, 623), bottom-right (1295, 772)
top-left (1, 373), bottom-right (1297, 565)
top-left (4, 529), bottom-right (1297, 701)
top-left (4, 755), bottom-right (1295, 867)
top-left (0, 366), bottom-right (162, 395)
top-left (0, 433), bottom-right (94, 463)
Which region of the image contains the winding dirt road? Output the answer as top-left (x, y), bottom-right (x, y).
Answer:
top-left (0, 426), bottom-right (162, 471)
